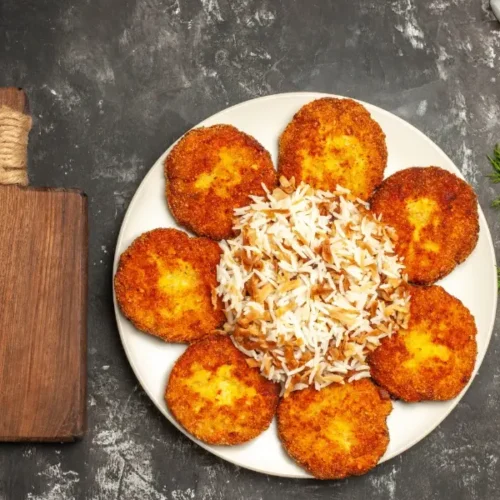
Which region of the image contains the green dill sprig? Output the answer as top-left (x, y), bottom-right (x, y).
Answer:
top-left (487, 144), bottom-right (500, 207)
top-left (487, 143), bottom-right (500, 183)
top-left (497, 267), bottom-right (500, 291)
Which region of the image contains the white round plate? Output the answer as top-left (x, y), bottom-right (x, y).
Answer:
top-left (113, 92), bottom-right (497, 478)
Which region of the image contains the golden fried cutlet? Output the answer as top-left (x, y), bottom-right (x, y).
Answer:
top-left (165, 335), bottom-right (280, 445)
top-left (278, 98), bottom-right (387, 200)
top-left (165, 125), bottom-right (277, 240)
top-left (114, 228), bottom-right (224, 343)
top-left (368, 285), bottom-right (477, 402)
top-left (277, 379), bottom-right (392, 479)
top-left (370, 167), bottom-right (479, 285)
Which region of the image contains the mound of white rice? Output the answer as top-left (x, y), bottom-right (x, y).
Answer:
top-left (216, 177), bottom-right (410, 396)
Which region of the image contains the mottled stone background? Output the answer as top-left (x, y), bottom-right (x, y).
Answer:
top-left (1, 0), bottom-right (499, 499)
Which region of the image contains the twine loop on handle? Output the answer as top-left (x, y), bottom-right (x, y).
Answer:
top-left (0, 105), bottom-right (32, 186)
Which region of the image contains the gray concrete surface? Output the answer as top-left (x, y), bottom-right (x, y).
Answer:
top-left (1, 0), bottom-right (499, 498)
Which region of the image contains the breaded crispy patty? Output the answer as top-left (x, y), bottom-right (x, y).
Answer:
top-left (278, 98), bottom-right (387, 200)
top-left (370, 167), bottom-right (479, 285)
top-left (368, 286), bottom-right (477, 402)
top-left (165, 335), bottom-right (280, 445)
top-left (277, 380), bottom-right (392, 479)
top-left (165, 125), bottom-right (277, 240)
top-left (114, 228), bottom-right (224, 343)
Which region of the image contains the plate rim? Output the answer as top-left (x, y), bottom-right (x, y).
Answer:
top-left (112, 91), bottom-right (498, 478)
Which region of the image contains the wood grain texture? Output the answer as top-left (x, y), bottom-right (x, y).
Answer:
top-left (0, 87), bottom-right (88, 441)
top-left (0, 185), bottom-right (88, 441)
top-left (0, 87), bottom-right (29, 114)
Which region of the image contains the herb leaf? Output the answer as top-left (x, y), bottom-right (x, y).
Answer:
top-left (487, 143), bottom-right (500, 183)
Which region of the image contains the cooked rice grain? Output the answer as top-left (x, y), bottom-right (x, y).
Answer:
top-left (216, 178), bottom-right (410, 396)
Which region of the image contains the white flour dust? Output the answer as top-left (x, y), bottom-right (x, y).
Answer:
top-left (392, 0), bottom-right (426, 49)
top-left (26, 464), bottom-right (79, 500)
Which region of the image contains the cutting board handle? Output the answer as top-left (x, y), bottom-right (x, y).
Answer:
top-left (0, 88), bottom-right (32, 186)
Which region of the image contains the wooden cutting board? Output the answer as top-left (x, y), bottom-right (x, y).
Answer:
top-left (0, 88), bottom-right (88, 441)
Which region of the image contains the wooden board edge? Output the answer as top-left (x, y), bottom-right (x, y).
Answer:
top-left (0, 435), bottom-right (80, 443)
top-left (76, 192), bottom-right (89, 439)
top-left (3, 185), bottom-right (89, 197)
